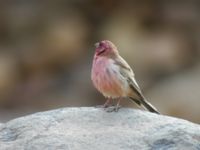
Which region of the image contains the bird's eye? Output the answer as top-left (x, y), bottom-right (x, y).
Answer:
top-left (99, 42), bottom-right (104, 47)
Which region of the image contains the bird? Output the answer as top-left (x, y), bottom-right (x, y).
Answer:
top-left (91, 40), bottom-right (160, 114)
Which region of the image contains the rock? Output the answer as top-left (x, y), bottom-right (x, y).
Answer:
top-left (0, 107), bottom-right (200, 150)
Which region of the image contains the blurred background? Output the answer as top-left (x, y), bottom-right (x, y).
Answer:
top-left (0, 0), bottom-right (200, 123)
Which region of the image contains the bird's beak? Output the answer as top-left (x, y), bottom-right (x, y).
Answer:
top-left (94, 42), bottom-right (100, 48)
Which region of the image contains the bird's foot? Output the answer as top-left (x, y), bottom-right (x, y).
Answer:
top-left (95, 103), bottom-right (115, 109)
top-left (95, 105), bottom-right (108, 108)
top-left (95, 98), bottom-right (113, 109)
top-left (106, 105), bottom-right (121, 112)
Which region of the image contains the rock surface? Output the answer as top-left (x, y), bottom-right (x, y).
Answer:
top-left (0, 107), bottom-right (200, 150)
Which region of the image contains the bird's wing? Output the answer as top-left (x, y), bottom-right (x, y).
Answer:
top-left (114, 56), bottom-right (142, 97)
top-left (114, 56), bottom-right (160, 114)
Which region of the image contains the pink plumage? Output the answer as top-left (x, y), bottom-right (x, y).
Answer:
top-left (91, 40), bottom-right (160, 114)
top-left (92, 56), bottom-right (125, 98)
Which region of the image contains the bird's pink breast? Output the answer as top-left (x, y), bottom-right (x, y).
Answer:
top-left (91, 56), bottom-right (125, 98)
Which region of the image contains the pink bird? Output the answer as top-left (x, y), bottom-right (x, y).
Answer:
top-left (91, 40), bottom-right (160, 114)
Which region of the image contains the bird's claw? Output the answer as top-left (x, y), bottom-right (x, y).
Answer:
top-left (106, 105), bottom-right (121, 112)
top-left (95, 105), bottom-right (106, 108)
top-left (95, 104), bottom-right (111, 108)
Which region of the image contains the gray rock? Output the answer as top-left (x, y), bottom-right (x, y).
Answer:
top-left (0, 107), bottom-right (200, 150)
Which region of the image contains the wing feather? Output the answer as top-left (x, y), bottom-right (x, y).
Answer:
top-left (114, 56), bottom-right (142, 97)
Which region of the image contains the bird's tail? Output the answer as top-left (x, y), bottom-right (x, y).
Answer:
top-left (129, 96), bottom-right (160, 114)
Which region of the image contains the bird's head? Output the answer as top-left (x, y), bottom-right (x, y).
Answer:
top-left (94, 40), bottom-right (118, 57)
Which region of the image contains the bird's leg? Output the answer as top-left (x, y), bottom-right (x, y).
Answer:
top-left (106, 98), bottom-right (121, 112)
top-left (96, 98), bottom-right (112, 108)
top-left (115, 99), bottom-right (121, 112)
top-left (111, 99), bottom-right (115, 106)
top-left (103, 98), bottom-right (112, 108)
